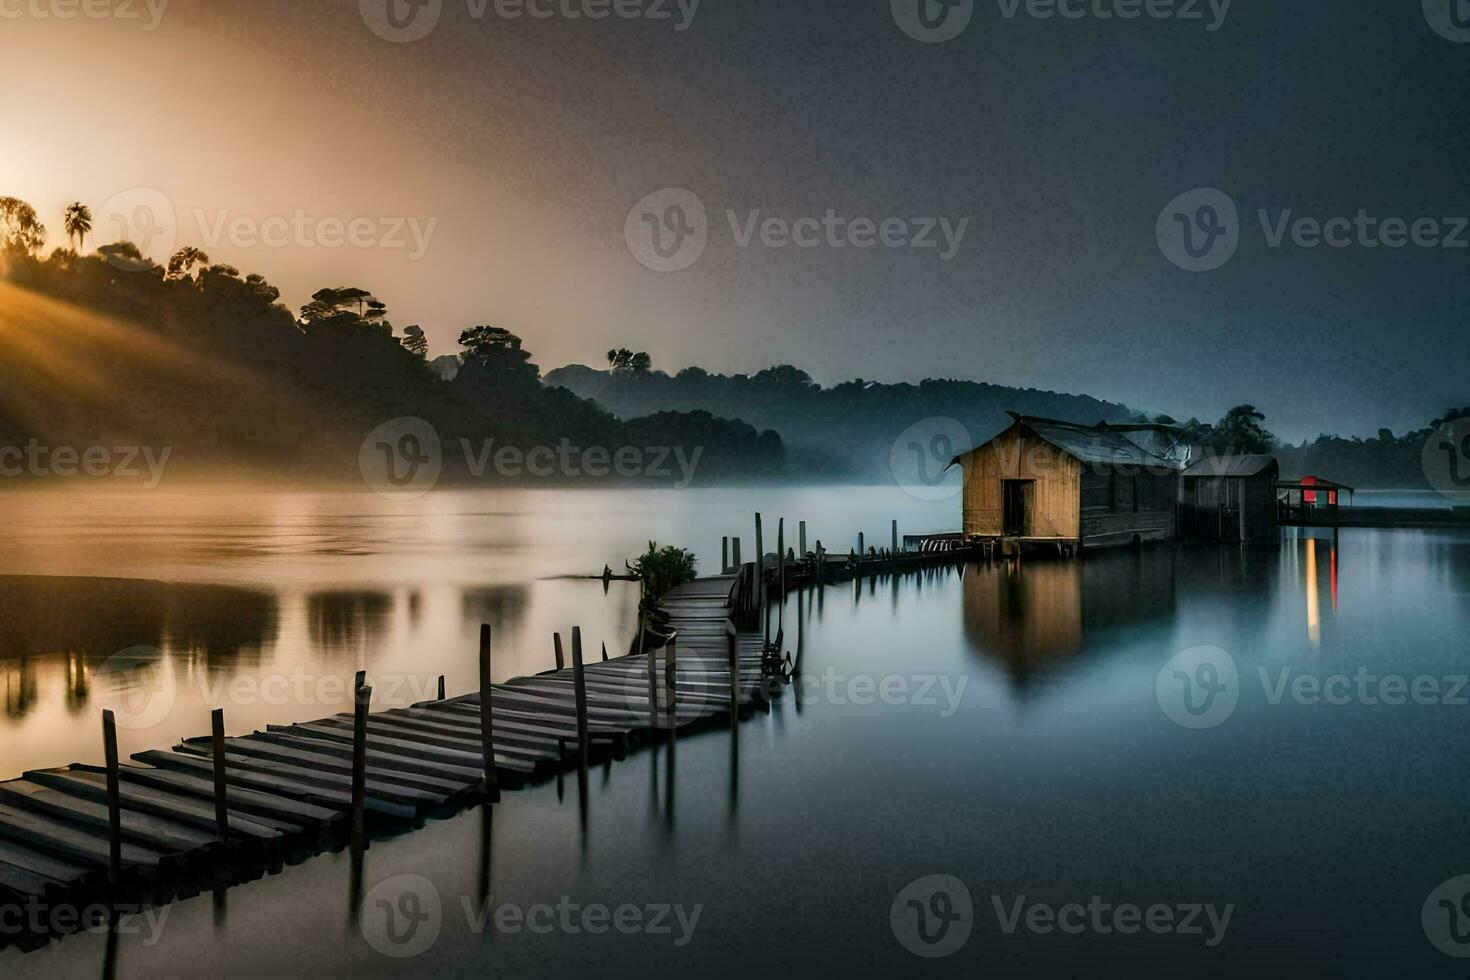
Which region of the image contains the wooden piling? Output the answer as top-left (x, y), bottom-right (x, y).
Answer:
top-left (437, 675), bottom-right (446, 701)
top-left (479, 625), bottom-right (497, 794)
top-left (858, 531), bottom-right (864, 556)
top-left (663, 633), bottom-right (678, 730)
top-left (211, 708), bottom-right (229, 841)
top-left (571, 627), bottom-right (590, 771)
top-left (892, 519), bottom-right (899, 555)
top-left (726, 621), bottom-right (739, 729)
top-left (732, 537), bottom-right (742, 568)
top-left (777, 518), bottom-right (786, 631)
top-left (554, 632), bottom-right (565, 672)
top-left (755, 513), bottom-right (766, 644)
top-left (354, 670), bottom-right (366, 693)
top-left (102, 709), bottom-right (122, 885)
top-left (799, 521), bottom-right (807, 556)
top-left (350, 684), bottom-right (370, 853)
top-left (722, 536), bottom-right (729, 573)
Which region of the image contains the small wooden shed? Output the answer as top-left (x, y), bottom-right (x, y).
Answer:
top-left (953, 414), bottom-right (1184, 551)
top-left (1179, 454), bottom-right (1280, 542)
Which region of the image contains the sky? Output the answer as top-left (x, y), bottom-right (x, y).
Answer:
top-left (1, 0), bottom-right (1465, 441)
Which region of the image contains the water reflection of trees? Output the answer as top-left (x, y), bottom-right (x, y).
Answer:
top-left (306, 591), bottom-right (392, 652)
top-left (460, 586), bottom-right (529, 636)
top-left (962, 549), bottom-right (1179, 686)
top-left (0, 576), bottom-right (277, 720)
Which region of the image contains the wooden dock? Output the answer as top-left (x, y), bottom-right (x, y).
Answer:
top-left (0, 576), bottom-right (769, 952)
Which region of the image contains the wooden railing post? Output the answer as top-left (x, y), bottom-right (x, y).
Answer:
top-left (571, 626), bottom-right (590, 772)
top-left (754, 513), bottom-right (765, 643)
top-left (554, 632), bottom-right (565, 672)
top-left (646, 630), bottom-right (660, 725)
top-left (351, 684), bottom-right (371, 853)
top-left (479, 625), bottom-right (497, 796)
top-left (211, 708), bottom-right (229, 841)
top-left (726, 621), bottom-right (739, 729)
top-left (664, 633), bottom-right (678, 730)
top-left (101, 709), bottom-right (122, 885)
top-left (777, 518), bottom-right (785, 631)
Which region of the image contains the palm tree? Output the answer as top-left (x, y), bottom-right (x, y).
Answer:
top-left (63, 202), bottom-right (92, 255)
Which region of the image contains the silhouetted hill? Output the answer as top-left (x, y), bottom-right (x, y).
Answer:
top-left (544, 363), bottom-right (1140, 480)
top-left (0, 246), bottom-right (783, 487)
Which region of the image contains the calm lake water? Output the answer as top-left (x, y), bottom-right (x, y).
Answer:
top-left (3, 487), bottom-right (1469, 976)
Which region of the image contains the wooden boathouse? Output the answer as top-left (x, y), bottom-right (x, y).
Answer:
top-left (952, 414), bottom-right (1186, 552)
top-left (1180, 454), bottom-right (1281, 542)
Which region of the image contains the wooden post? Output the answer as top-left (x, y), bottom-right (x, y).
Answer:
top-left (732, 537), bottom-right (742, 568)
top-left (437, 675), bottom-right (446, 701)
top-left (664, 633), bottom-right (678, 730)
top-left (754, 513), bottom-right (765, 643)
top-left (726, 621), bottom-right (739, 729)
top-left (351, 684), bottom-right (370, 853)
top-left (354, 669), bottom-right (366, 692)
top-left (799, 521), bottom-right (807, 557)
top-left (211, 708), bottom-right (228, 841)
top-left (101, 709), bottom-right (122, 885)
top-left (571, 627), bottom-right (590, 771)
top-left (892, 519), bottom-right (899, 555)
top-left (858, 531), bottom-right (864, 557)
top-left (554, 632), bottom-right (565, 672)
top-left (777, 518), bottom-right (785, 631)
top-left (479, 625), bottom-right (497, 794)
top-left (646, 630), bottom-right (659, 726)
top-left (722, 536), bottom-right (729, 573)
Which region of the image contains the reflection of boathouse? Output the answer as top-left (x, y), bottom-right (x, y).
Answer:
top-left (962, 549), bottom-right (1178, 685)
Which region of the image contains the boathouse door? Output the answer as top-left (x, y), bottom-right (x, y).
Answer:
top-left (1003, 480), bottom-right (1032, 537)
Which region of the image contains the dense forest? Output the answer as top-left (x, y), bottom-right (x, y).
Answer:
top-left (0, 196), bottom-right (784, 487)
